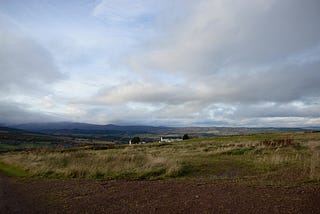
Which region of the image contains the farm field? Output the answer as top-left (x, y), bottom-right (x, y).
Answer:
top-left (1, 131), bottom-right (320, 213)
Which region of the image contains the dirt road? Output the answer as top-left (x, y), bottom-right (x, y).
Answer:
top-left (0, 174), bottom-right (49, 213)
top-left (1, 174), bottom-right (319, 213)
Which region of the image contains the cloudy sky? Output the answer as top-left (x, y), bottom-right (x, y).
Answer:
top-left (0, 0), bottom-right (320, 127)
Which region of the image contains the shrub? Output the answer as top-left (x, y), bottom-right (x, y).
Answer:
top-left (131, 136), bottom-right (141, 144)
top-left (183, 134), bottom-right (190, 140)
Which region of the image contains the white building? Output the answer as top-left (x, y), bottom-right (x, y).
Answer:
top-left (129, 140), bottom-right (146, 145)
top-left (160, 136), bottom-right (183, 143)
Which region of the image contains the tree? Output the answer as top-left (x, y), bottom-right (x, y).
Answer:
top-left (131, 136), bottom-right (141, 144)
top-left (182, 134), bottom-right (190, 140)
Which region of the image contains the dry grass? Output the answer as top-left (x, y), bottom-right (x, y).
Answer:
top-left (309, 151), bottom-right (320, 180)
top-left (1, 132), bottom-right (320, 183)
top-left (0, 149), bottom-right (183, 179)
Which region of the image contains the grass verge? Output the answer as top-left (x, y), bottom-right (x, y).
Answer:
top-left (0, 161), bottom-right (29, 177)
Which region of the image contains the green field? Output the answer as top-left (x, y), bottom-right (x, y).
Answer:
top-left (1, 132), bottom-right (320, 185)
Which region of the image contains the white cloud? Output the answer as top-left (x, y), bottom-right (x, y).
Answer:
top-left (0, 0), bottom-right (320, 127)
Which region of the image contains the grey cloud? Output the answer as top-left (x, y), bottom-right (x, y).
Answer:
top-left (128, 0), bottom-right (320, 76)
top-left (0, 15), bottom-right (65, 94)
top-left (78, 104), bottom-right (219, 127)
top-left (154, 102), bottom-right (207, 120)
top-left (95, 82), bottom-right (193, 104)
top-left (2, 1), bottom-right (320, 127)
top-left (94, 60), bottom-right (320, 105)
top-left (232, 117), bottom-right (320, 128)
top-left (80, 100), bottom-right (320, 127)
top-left (210, 61), bottom-right (320, 103)
top-left (72, 0), bottom-right (320, 127)
top-left (236, 103), bottom-right (320, 119)
top-left (0, 102), bottom-right (61, 125)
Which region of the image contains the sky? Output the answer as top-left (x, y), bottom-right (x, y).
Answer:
top-left (0, 0), bottom-right (320, 127)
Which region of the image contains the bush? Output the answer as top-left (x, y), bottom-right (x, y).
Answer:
top-left (131, 136), bottom-right (141, 144)
top-left (183, 134), bottom-right (190, 140)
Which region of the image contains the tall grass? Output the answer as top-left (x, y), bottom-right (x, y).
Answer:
top-left (1, 132), bottom-right (320, 183)
top-left (0, 149), bottom-right (184, 179)
top-left (309, 151), bottom-right (320, 181)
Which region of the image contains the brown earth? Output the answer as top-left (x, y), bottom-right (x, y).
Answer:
top-left (1, 174), bottom-right (320, 214)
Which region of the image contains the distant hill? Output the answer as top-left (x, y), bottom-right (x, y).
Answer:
top-left (0, 126), bottom-right (61, 138)
top-left (11, 122), bottom-right (172, 135)
top-left (5, 122), bottom-right (320, 144)
top-left (9, 122), bottom-right (317, 136)
top-left (0, 126), bottom-right (35, 134)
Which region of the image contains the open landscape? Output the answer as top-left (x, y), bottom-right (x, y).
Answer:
top-left (1, 0), bottom-right (320, 213)
top-left (2, 131), bottom-right (320, 182)
top-left (1, 129), bottom-right (320, 213)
